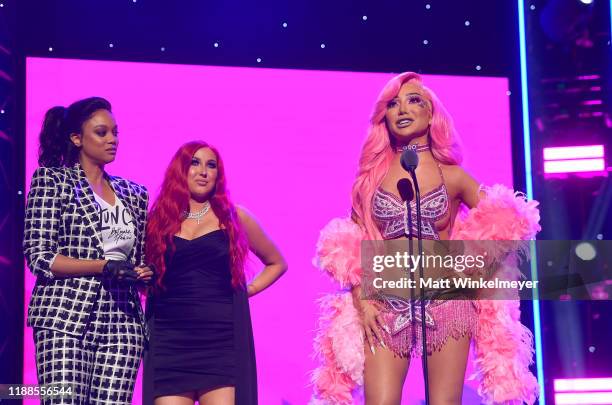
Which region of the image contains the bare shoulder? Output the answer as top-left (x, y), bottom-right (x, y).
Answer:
top-left (441, 164), bottom-right (479, 184)
top-left (236, 205), bottom-right (256, 225)
top-left (440, 164), bottom-right (481, 207)
top-left (439, 164), bottom-right (465, 182)
top-left (235, 205), bottom-right (274, 255)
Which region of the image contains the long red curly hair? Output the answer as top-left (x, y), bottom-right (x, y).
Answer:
top-left (146, 141), bottom-right (249, 290)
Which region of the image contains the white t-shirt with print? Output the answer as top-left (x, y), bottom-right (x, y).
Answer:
top-left (92, 192), bottom-right (136, 261)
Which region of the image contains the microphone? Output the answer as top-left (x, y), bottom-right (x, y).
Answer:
top-left (400, 148), bottom-right (421, 201)
top-left (400, 149), bottom-right (419, 173)
top-left (396, 178), bottom-right (414, 203)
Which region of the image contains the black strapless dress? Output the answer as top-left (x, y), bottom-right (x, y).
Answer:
top-left (143, 230), bottom-right (257, 404)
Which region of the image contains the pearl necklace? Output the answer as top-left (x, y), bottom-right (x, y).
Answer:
top-left (185, 201), bottom-right (211, 224)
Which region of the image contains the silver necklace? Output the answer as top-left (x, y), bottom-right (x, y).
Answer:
top-left (185, 201), bottom-right (211, 224)
top-left (396, 143), bottom-right (430, 154)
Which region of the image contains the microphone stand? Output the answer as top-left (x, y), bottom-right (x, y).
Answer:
top-left (398, 179), bottom-right (418, 366)
top-left (403, 186), bottom-right (416, 359)
top-left (408, 168), bottom-right (430, 405)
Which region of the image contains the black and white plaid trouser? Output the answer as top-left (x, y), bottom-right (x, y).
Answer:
top-left (33, 282), bottom-right (144, 405)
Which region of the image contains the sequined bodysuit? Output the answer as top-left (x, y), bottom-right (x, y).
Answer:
top-left (370, 163), bottom-right (477, 357)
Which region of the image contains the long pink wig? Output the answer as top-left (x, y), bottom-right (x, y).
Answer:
top-left (351, 72), bottom-right (463, 239)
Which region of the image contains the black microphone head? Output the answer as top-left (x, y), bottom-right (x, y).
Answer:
top-left (396, 178), bottom-right (414, 202)
top-left (400, 149), bottom-right (419, 172)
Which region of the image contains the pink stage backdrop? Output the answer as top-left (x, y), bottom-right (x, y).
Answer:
top-left (24, 57), bottom-right (512, 404)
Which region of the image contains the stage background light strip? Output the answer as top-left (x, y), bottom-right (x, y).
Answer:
top-left (543, 145), bottom-right (604, 160)
top-left (544, 158), bottom-right (606, 173)
top-left (555, 392), bottom-right (612, 404)
top-left (518, 1), bottom-right (546, 404)
top-left (554, 377), bottom-right (612, 392)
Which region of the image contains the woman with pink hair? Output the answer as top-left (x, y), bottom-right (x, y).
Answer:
top-left (355, 71), bottom-right (481, 404)
top-left (311, 73), bottom-right (540, 404)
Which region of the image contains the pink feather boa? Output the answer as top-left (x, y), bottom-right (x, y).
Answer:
top-left (452, 184), bottom-right (540, 405)
top-left (310, 218), bottom-right (365, 404)
top-left (451, 184), bottom-right (541, 241)
top-left (452, 184), bottom-right (541, 276)
top-left (310, 293), bottom-right (364, 405)
top-left (313, 218), bottom-right (365, 288)
top-left (310, 184), bottom-right (541, 404)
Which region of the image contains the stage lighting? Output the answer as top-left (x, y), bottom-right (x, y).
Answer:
top-left (555, 378), bottom-right (612, 404)
top-left (575, 242), bottom-right (597, 260)
top-left (543, 145), bottom-right (606, 175)
top-left (543, 145), bottom-right (604, 160)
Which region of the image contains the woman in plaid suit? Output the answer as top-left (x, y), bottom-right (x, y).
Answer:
top-left (23, 97), bottom-right (154, 404)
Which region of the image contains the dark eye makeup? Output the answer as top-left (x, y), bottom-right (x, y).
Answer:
top-left (408, 95), bottom-right (425, 104)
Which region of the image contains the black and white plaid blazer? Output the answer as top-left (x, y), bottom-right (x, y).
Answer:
top-left (23, 163), bottom-right (149, 337)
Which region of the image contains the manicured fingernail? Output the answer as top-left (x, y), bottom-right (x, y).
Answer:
top-left (381, 340), bottom-right (387, 348)
top-left (384, 325), bottom-right (390, 334)
top-left (370, 345), bottom-right (376, 355)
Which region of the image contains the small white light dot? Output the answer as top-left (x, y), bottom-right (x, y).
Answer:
top-left (0, 3), bottom-right (4, 7)
top-left (476, 65), bottom-right (482, 71)
top-left (506, 91), bottom-right (512, 96)
top-left (48, 47), bottom-right (53, 52)
top-left (425, 4), bottom-right (431, 9)
top-left (547, 260), bottom-right (553, 267)
top-left (109, 43), bottom-right (114, 48)
top-left (588, 346), bottom-right (596, 353)
top-left (17, 190), bottom-right (23, 195)
top-left (161, 47), bottom-right (165, 52)
top-left (576, 242), bottom-right (597, 261)
top-left (530, 4), bottom-right (536, 10)
top-left (256, 57), bottom-right (262, 63)
top-left (282, 22), bottom-right (287, 28)
top-left (213, 42), bottom-right (219, 48)
top-left (596, 233), bottom-right (603, 240)
top-left (465, 20), bottom-right (471, 26)
top-left (320, 43), bottom-right (326, 49)
top-left (423, 39), bottom-right (429, 45)
top-left (0, 109), bottom-right (4, 114)
top-left (362, 15), bottom-right (368, 21)
top-left (132, 0), bottom-right (137, 3)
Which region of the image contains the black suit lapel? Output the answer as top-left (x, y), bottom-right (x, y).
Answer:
top-left (109, 176), bottom-right (138, 223)
top-left (69, 164), bottom-right (104, 253)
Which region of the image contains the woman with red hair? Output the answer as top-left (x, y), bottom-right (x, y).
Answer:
top-left (144, 141), bottom-right (287, 405)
